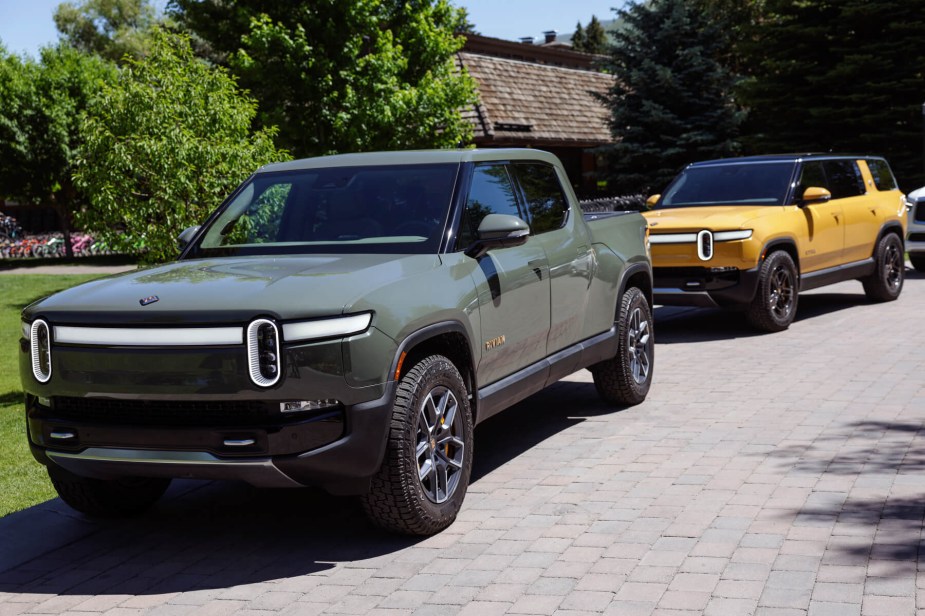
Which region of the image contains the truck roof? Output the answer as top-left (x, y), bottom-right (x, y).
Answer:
top-left (258, 148), bottom-right (563, 174)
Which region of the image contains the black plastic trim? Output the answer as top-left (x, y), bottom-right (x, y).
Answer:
top-left (800, 258), bottom-right (875, 291)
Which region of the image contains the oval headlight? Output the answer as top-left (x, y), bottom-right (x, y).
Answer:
top-left (247, 319), bottom-right (280, 387)
top-left (31, 319), bottom-right (52, 383)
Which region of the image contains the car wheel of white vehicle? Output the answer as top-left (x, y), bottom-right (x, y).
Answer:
top-left (47, 465), bottom-right (170, 517)
top-left (591, 286), bottom-right (653, 406)
top-left (362, 354), bottom-right (473, 535)
top-left (747, 250), bottom-right (798, 332)
top-left (863, 233), bottom-right (904, 301)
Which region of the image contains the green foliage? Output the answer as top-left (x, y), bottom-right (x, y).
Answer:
top-left (739, 0), bottom-right (925, 189)
top-left (53, 0), bottom-right (166, 63)
top-left (572, 15), bottom-right (608, 55)
top-left (0, 273), bottom-right (106, 517)
top-left (74, 29), bottom-right (288, 263)
top-left (599, 0), bottom-right (744, 194)
top-left (0, 44), bottom-right (116, 253)
top-left (169, 0), bottom-right (478, 158)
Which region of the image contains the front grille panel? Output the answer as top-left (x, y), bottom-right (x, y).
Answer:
top-left (909, 233), bottom-right (925, 242)
top-left (50, 397), bottom-right (282, 427)
top-left (915, 202), bottom-right (925, 223)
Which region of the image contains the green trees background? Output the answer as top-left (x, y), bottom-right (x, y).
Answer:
top-left (601, 0), bottom-right (925, 193)
top-left (2, 0), bottom-right (925, 262)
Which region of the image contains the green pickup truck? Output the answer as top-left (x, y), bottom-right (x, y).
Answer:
top-left (20, 149), bottom-right (653, 534)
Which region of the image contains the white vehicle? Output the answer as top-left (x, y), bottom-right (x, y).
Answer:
top-left (906, 186), bottom-right (925, 272)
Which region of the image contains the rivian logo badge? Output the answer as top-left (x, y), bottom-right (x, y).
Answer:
top-left (485, 335), bottom-right (505, 350)
top-left (139, 295), bottom-right (160, 306)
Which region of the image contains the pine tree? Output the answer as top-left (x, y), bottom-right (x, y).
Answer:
top-left (571, 21), bottom-right (586, 51)
top-left (599, 0), bottom-right (744, 194)
top-left (740, 0), bottom-right (925, 189)
top-left (572, 16), bottom-right (608, 55)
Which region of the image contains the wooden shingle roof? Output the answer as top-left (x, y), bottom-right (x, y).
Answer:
top-left (458, 51), bottom-right (616, 148)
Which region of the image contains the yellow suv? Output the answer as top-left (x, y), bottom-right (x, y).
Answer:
top-left (643, 154), bottom-right (907, 331)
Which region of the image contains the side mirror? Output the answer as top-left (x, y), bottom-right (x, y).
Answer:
top-left (646, 194), bottom-right (661, 209)
top-left (464, 214), bottom-right (530, 259)
top-left (177, 225), bottom-right (201, 250)
top-left (800, 186), bottom-right (832, 206)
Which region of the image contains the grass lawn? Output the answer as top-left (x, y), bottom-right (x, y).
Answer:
top-left (0, 273), bottom-right (108, 517)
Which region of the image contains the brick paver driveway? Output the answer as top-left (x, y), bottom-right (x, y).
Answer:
top-left (2, 269), bottom-right (924, 616)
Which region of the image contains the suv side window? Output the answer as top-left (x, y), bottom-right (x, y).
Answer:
top-left (798, 161), bottom-right (827, 197)
top-left (458, 164), bottom-right (523, 248)
top-left (824, 160), bottom-right (864, 198)
top-left (867, 159), bottom-right (898, 191)
top-left (511, 163), bottom-right (568, 234)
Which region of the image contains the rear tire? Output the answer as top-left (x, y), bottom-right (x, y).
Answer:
top-left (590, 286), bottom-right (653, 406)
top-left (362, 355), bottom-right (473, 535)
top-left (47, 465), bottom-right (170, 517)
top-left (863, 233), bottom-right (904, 301)
top-left (746, 250), bottom-right (798, 332)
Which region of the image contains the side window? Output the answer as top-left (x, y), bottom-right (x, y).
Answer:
top-left (823, 160), bottom-right (864, 199)
top-left (867, 159), bottom-right (898, 191)
top-left (512, 163), bottom-right (568, 234)
top-left (798, 161), bottom-right (826, 197)
top-left (458, 164), bottom-right (522, 247)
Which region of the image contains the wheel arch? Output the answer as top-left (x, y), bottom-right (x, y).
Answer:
top-left (874, 221), bottom-right (906, 253)
top-left (616, 262), bottom-right (653, 315)
top-left (389, 321), bottom-right (477, 415)
top-left (761, 238), bottom-right (800, 272)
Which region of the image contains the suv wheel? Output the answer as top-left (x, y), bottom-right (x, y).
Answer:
top-left (863, 233), bottom-right (904, 301)
top-left (362, 354), bottom-right (473, 535)
top-left (48, 465), bottom-right (170, 517)
top-left (590, 286), bottom-right (653, 406)
top-left (910, 254), bottom-right (925, 273)
top-left (747, 250), bottom-right (798, 332)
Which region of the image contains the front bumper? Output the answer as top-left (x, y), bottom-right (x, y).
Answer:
top-left (20, 326), bottom-right (400, 495)
top-left (652, 266), bottom-right (761, 308)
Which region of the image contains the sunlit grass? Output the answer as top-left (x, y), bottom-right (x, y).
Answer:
top-left (0, 273), bottom-right (108, 517)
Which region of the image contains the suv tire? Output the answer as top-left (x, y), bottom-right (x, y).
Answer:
top-left (362, 354), bottom-right (473, 535)
top-left (47, 465), bottom-right (170, 517)
top-left (747, 250), bottom-right (798, 332)
top-left (863, 233), bottom-right (904, 301)
top-left (590, 286), bottom-right (653, 406)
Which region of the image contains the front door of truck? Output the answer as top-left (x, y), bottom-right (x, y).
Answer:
top-left (462, 163), bottom-right (551, 386)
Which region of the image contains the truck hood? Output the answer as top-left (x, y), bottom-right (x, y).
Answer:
top-left (25, 254), bottom-right (441, 325)
top-left (644, 205), bottom-right (782, 232)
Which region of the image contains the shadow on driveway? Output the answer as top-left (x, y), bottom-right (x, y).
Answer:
top-left (0, 379), bottom-right (621, 596)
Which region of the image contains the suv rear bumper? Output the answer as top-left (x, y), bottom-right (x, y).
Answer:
top-left (27, 383), bottom-right (396, 495)
top-left (652, 265), bottom-right (760, 308)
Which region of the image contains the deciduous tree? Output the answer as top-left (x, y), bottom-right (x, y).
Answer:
top-left (168, 0), bottom-right (478, 158)
top-left (74, 29), bottom-right (287, 263)
top-left (0, 44), bottom-right (116, 256)
top-left (53, 0), bottom-right (166, 62)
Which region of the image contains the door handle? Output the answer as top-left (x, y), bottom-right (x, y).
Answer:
top-left (527, 259), bottom-right (545, 280)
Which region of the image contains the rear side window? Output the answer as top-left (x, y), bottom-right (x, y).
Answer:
top-left (867, 159), bottom-right (898, 191)
top-left (824, 160), bottom-right (864, 198)
top-left (511, 163), bottom-right (568, 234)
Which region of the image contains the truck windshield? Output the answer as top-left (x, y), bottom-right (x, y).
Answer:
top-left (657, 161), bottom-right (796, 209)
top-left (187, 163), bottom-right (459, 257)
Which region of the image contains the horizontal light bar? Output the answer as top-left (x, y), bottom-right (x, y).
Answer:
top-left (283, 313), bottom-right (372, 342)
top-left (649, 233), bottom-right (697, 244)
top-left (54, 325), bottom-right (244, 346)
top-left (713, 230), bottom-right (753, 241)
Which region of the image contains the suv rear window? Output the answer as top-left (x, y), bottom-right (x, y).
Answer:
top-left (867, 159), bottom-right (898, 191)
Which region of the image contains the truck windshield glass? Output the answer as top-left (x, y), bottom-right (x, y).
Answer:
top-left (188, 163), bottom-right (458, 257)
top-left (657, 162), bottom-right (796, 209)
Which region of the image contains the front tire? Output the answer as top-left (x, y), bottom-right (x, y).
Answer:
top-left (362, 355), bottom-right (473, 535)
top-left (863, 233), bottom-right (904, 301)
top-left (746, 250), bottom-right (798, 332)
top-left (590, 286), bottom-right (653, 406)
top-left (47, 465), bottom-right (170, 517)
